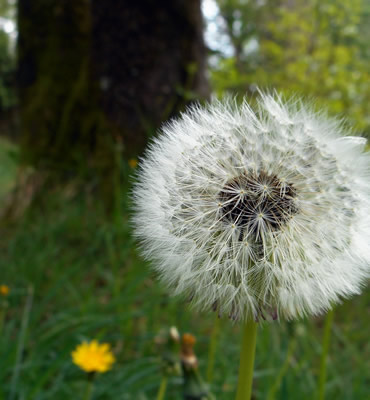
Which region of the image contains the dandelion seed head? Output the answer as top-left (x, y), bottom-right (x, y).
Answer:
top-left (132, 93), bottom-right (370, 321)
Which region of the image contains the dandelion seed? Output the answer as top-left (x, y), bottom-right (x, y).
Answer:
top-left (71, 340), bottom-right (115, 373)
top-left (132, 93), bottom-right (370, 322)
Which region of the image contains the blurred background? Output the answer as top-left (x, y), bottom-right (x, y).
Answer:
top-left (0, 0), bottom-right (369, 398)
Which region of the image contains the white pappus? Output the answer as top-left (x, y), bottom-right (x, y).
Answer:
top-left (132, 93), bottom-right (370, 322)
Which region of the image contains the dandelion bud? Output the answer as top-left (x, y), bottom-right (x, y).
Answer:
top-left (181, 333), bottom-right (198, 369)
top-left (133, 93), bottom-right (370, 321)
top-left (180, 334), bottom-right (215, 400)
top-left (157, 327), bottom-right (181, 376)
top-left (170, 326), bottom-right (180, 342)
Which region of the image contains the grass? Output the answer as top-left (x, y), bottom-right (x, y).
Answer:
top-left (0, 139), bottom-right (369, 399)
top-left (0, 137), bottom-right (17, 205)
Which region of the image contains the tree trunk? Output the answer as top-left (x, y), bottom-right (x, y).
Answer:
top-left (17, 0), bottom-right (106, 173)
top-left (17, 0), bottom-right (209, 174)
top-left (91, 0), bottom-right (209, 157)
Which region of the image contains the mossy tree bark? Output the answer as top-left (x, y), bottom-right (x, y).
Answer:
top-left (90, 0), bottom-right (209, 157)
top-left (17, 0), bottom-right (106, 174)
top-left (17, 0), bottom-right (209, 180)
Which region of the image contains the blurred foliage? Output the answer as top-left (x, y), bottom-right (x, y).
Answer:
top-left (211, 0), bottom-right (370, 137)
top-left (0, 30), bottom-right (16, 110)
top-left (0, 0), bottom-right (16, 111)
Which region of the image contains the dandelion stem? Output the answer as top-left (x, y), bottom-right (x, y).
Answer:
top-left (84, 374), bottom-right (95, 400)
top-left (0, 305), bottom-right (5, 335)
top-left (207, 315), bottom-right (221, 383)
top-left (156, 376), bottom-right (168, 400)
top-left (318, 308), bottom-right (334, 400)
top-left (235, 319), bottom-right (258, 400)
top-left (9, 286), bottom-right (33, 400)
top-left (266, 338), bottom-right (297, 400)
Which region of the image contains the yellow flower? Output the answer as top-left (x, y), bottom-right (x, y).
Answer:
top-left (128, 158), bottom-right (138, 168)
top-left (0, 285), bottom-right (9, 296)
top-left (72, 340), bottom-right (115, 373)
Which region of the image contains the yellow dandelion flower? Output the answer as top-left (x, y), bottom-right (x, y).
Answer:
top-left (71, 340), bottom-right (115, 373)
top-left (128, 158), bottom-right (138, 168)
top-left (0, 285), bottom-right (9, 296)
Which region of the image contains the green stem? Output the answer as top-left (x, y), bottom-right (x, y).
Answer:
top-left (113, 142), bottom-right (123, 228)
top-left (0, 306), bottom-right (5, 335)
top-left (318, 308), bottom-right (334, 400)
top-left (9, 286), bottom-right (33, 400)
top-left (84, 377), bottom-right (95, 400)
top-left (235, 319), bottom-right (258, 400)
top-left (104, 231), bottom-right (120, 299)
top-left (156, 376), bottom-right (168, 400)
top-left (206, 315), bottom-right (221, 383)
top-left (266, 339), bottom-right (297, 400)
